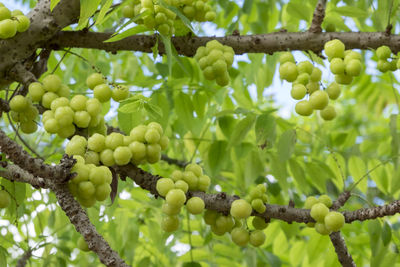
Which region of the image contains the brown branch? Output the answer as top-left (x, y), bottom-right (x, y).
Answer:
top-left (331, 191), bottom-right (351, 210)
top-left (344, 199), bottom-right (400, 223)
top-left (50, 183), bottom-right (130, 267)
top-left (330, 232), bottom-right (356, 267)
top-left (308, 0), bottom-right (327, 33)
top-left (46, 31), bottom-right (400, 56)
top-left (160, 154), bottom-right (188, 168)
top-left (7, 63), bottom-right (37, 88)
top-left (0, 162), bottom-right (50, 189)
top-left (0, 129), bottom-right (75, 183)
top-left (16, 249), bottom-right (32, 267)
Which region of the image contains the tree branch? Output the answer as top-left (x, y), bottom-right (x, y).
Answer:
top-left (329, 232), bottom-right (356, 267)
top-left (0, 162), bottom-right (50, 189)
top-left (46, 31), bottom-right (400, 56)
top-left (16, 249), bottom-right (32, 267)
top-left (344, 199), bottom-right (400, 223)
top-left (308, 0), bottom-right (327, 33)
top-left (0, 129), bottom-right (75, 183)
top-left (331, 191), bottom-right (351, 210)
top-left (160, 154), bottom-right (188, 168)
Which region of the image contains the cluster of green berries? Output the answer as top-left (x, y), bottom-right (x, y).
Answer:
top-left (194, 40), bottom-right (234, 86)
top-left (122, 0), bottom-right (216, 36)
top-left (86, 73), bottom-right (130, 103)
top-left (324, 39), bottom-right (362, 85)
top-left (66, 122), bottom-right (168, 166)
top-left (68, 155), bottom-right (112, 208)
top-left (0, 189), bottom-right (11, 209)
top-left (9, 95), bottom-right (39, 134)
top-left (304, 195), bottom-right (345, 235)
top-left (0, 3), bottom-right (30, 39)
top-left (157, 163), bottom-right (209, 232)
top-left (375, 45), bottom-right (399, 73)
top-left (247, 184), bottom-right (268, 213)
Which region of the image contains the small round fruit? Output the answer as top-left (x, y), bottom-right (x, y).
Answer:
top-left (146, 143), bottom-right (161, 164)
top-left (197, 175), bottom-right (211, 192)
top-left (324, 39), bottom-right (345, 60)
top-left (77, 236), bottom-right (90, 252)
top-left (174, 180), bottom-right (189, 193)
top-left (279, 52), bottom-right (295, 64)
top-left (251, 199), bottom-right (266, 213)
top-left (230, 199), bottom-right (252, 219)
top-left (156, 178), bottom-right (175, 197)
top-left (249, 230), bottom-right (266, 247)
top-left (55, 106), bottom-right (74, 126)
top-left (105, 132), bottom-right (124, 150)
top-left (20, 120), bottom-right (37, 134)
top-left (320, 105), bottom-right (336, 121)
top-left (203, 209), bottom-right (218, 225)
top-left (74, 111), bottom-right (91, 128)
top-left (335, 74), bottom-right (353, 85)
top-left (78, 181), bottom-right (96, 197)
top-left (161, 215), bottom-right (179, 232)
top-left (297, 61), bottom-right (314, 75)
top-left (144, 128), bottom-right (161, 144)
top-left (231, 228), bottom-right (250, 246)
top-left (318, 195), bottom-right (332, 208)
top-left (100, 149), bottom-right (115, 166)
top-left (291, 84), bottom-right (307, 100)
top-left (310, 68), bottom-right (322, 82)
top-left (15, 15), bottom-right (30, 32)
top-left (376, 45), bottom-right (391, 60)
top-left (111, 85), bottom-right (130, 102)
top-left (295, 73), bottom-right (310, 86)
top-left (58, 124), bottom-right (76, 138)
top-left (326, 82), bottom-right (341, 100)
top-left (130, 125), bottom-right (147, 142)
top-left (306, 82), bottom-right (319, 94)
top-left (252, 216), bottom-right (268, 230)
top-left (324, 211), bottom-right (345, 232)
top-left (162, 203), bottom-right (181, 215)
top-left (86, 73), bottom-right (105, 89)
top-left (88, 133), bottom-right (106, 152)
top-left (9, 95), bottom-right (28, 112)
top-left (330, 58), bottom-right (345, 74)
top-left (93, 84), bottom-right (112, 102)
top-left (182, 171), bottom-right (198, 190)
top-left (304, 196), bottom-right (319, 209)
top-left (315, 222), bottom-right (331, 235)
top-left (70, 95), bottom-right (88, 111)
top-left (310, 203), bottom-right (329, 222)
top-left (42, 74), bottom-right (62, 92)
top-left (186, 197), bottom-right (205, 214)
top-left (0, 190), bottom-right (11, 208)
top-left (0, 19), bottom-right (17, 39)
top-left (165, 189), bottom-right (186, 207)
top-left (41, 92), bottom-right (59, 109)
top-left (129, 141), bottom-right (146, 161)
top-left (28, 82), bottom-right (44, 102)
top-left (57, 84), bottom-right (70, 98)
top-left (159, 136), bottom-right (169, 150)
top-left (122, 5), bottom-right (135, 18)
top-left (0, 7), bottom-right (11, 21)
top-left (89, 167), bottom-right (107, 185)
top-left (279, 62), bottom-right (298, 82)
top-left (95, 183), bottom-right (111, 201)
top-left (309, 90), bottom-right (329, 110)
top-left (113, 146), bottom-right (132, 165)
top-left (185, 163), bottom-right (202, 177)
top-left (50, 97), bottom-right (69, 111)
top-left (295, 101), bottom-right (313, 116)
top-left (86, 98), bottom-right (102, 116)
top-left (345, 59), bottom-right (362, 76)
top-left (84, 151), bottom-right (100, 165)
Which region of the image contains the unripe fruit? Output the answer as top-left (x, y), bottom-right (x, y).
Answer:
top-left (88, 133), bottom-right (106, 152)
top-left (129, 141), bottom-right (146, 161)
top-left (212, 59), bottom-right (228, 76)
top-left (315, 222), bottom-right (331, 235)
top-left (230, 199), bottom-right (252, 219)
top-left (215, 72), bottom-right (230, 87)
top-left (100, 149), bottom-right (115, 166)
top-left (324, 211), bottom-right (345, 232)
top-left (330, 58), bottom-right (345, 74)
top-left (279, 62), bottom-right (298, 82)
top-left (295, 73), bottom-right (310, 85)
top-left (318, 195), bottom-right (332, 208)
top-left (55, 106), bottom-right (74, 126)
top-left (86, 73), bottom-right (105, 90)
top-left (376, 46), bottom-right (391, 60)
top-left (44, 118), bottom-right (59, 133)
top-left (183, 171), bottom-right (198, 190)
top-left (41, 92), bottom-right (58, 109)
top-left (203, 209), bottom-right (218, 225)
top-left (144, 128), bottom-right (161, 144)
top-left (0, 19), bottom-right (17, 39)
top-left (122, 5), bottom-right (135, 18)
top-left (86, 98), bottom-right (102, 116)
top-left (57, 84), bottom-right (70, 98)
top-left (79, 181), bottom-right (95, 197)
top-left (345, 59), bottom-right (362, 76)
top-left (93, 84), bottom-right (112, 102)
top-left (77, 236), bottom-right (90, 252)
top-left (291, 84), bottom-right (307, 100)
top-left (297, 61), bottom-right (314, 75)
top-left (161, 215), bottom-right (179, 232)
top-left (95, 183), bottom-right (111, 201)
top-left (9, 95), bottom-right (28, 112)
top-left (185, 163), bottom-right (202, 177)
top-left (42, 74), bottom-right (62, 92)
top-left (249, 230), bottom-right (266, 247)
top-left (197, 175), bottom-right (211, 192)
top-left (310, 203), bottom-right (329, 222)
top-left (113, 146), bottom-right (132, 165)
top-left (304, 196), bottom-right (318, 209)
top-left (112, 85), bottom-right (130, 102)
top-left (70, 95), bottom-right (88, 111)
top-left (335, 74), bottom-right (353, 85)
top-left (15, 15), bottom-right (30, 32)
top-left (320, 105), bottom-right (336, 121)
top-left (159, 136), bottom-right (169, 150)
top-left (295, 101), bottom-right (313, 116)
top-left (74, 111), bottom-right (91, 128)
top-left (146, 143), bottom-right (161, 163)
top-left (28, 82), bottom-right (44, 102)
top-left (50, 97), bottom-right (69, 111)
top-left (84, 151), bottom-right (100, 165)
top-left (130, 125), bottom-right (147, 142)
top-left (0, 7), bottom-right (11, 21)
top-left (0, 190), bottom-right (11, 208)
top-left (20, 121), bottom-right (37, 134)
top-left (231, 228), bottom-right (250, 246)
top-left (186, 197), bottom-right (205, 214)
top-left (78, 196), bottom-right (96, 208)
top-left (279, 52), bottom-right (295, 64)
top-left (215, 215), bottom-right (234, 232)
top-left (156, 178), bottom-right (175, 197)
top-left (252, 216), bottom-right (268, 230)
top-left (306, 82), bottom-right (319, 94)
top-left (166, 189), bottom-right (186, 207)
top-left (251, 198), bottom-right (266, 213)
top-left (58, 124), bottom-right (76, 138)
top-left (105, 132), bottom-right (124, 150)
top-left (309, 90), bottom-right (329, 110)
top-left (310, 68), bottom-right (322, 82)
top-left (89, 167), bottom-right (107, 185)
top-left (174, 180), bottom-right (189, 193)
top-left (326, 82), bottom-right (341, 100)
top-left (11, 10), bottom-right (24, 16)
top-left (324, 39), bottom-right (345, 60)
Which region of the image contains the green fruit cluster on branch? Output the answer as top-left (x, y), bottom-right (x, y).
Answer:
top-left (0, 3), bottom-right (30, 39)
top-left (0, 189), bottom-right (11, 209)
top-left (68, 155), bottom-right (112, 208)
top-left (9, 95), bottom-right (39, 134)
top-left (375, 46), bottom-right (398, 72)
top-left (170, 163), bottom-right (211, 191)
top-left (86, 73), bottom-right (130, 103)
top-left (194, 40), bottom-right (234, 86)
top-left (304, 195), bottom-right (344, 235)
top-left (248, 184), bottom-right (268, 213)
top-left (122, 0), bottom-right (216, 36)
top-left (66, 122), bottom-right (168, 166)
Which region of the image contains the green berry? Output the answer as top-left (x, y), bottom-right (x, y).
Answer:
top-left (291, 84), bottom-right (307, 100)
top-left (111, 85), bottom-right (130, 102)
top-left (230, 199), bottom-right (252, 219)
top-left (174, 180), bottom-right (189, 193)
top-left (86, 73), bottom-right (105, 90)
top-left (156, 178), bottom-right (175, 197)
top-left (165, 189), bottom-right (186, 207)
top-left (324, 211), bottom-right (345, 232)
top-left (249, 230), bottom-right (266, 247)
top-left (0, 19), bottom-right (17, 39)
top-left (0, 190), bottom-right (11, 208)
top-left (105, 132), bottom-right (124, 150)
top-left (185, 163), bottom-right (202, 177)
top-left (88, 133), bottom-right (106, 152)
top-left (279, 52), bottom-right (295, 64)
top-left (318, 195), bottom-right (332, 208)
top-left (113, 146), bottom-right (132, 165)
top-left (304, 196), bottom-right (319, 209)
top-left (310, 203), bottom-right (329, 222)
top-left (42, 74), bottom-right (62, 92)
top-left (326, 82), bottom-right (341, 100)
top-left (161, 215), bottom-right (179, 232)
top-left (28, 82), bottom-right (44, 102)
top-left (279, 62), bottom-right (298, 82)
top-left (252, 216), bottom-right (268, 230)
top-left (376, 46), bottom-right (392, 60)
top-left (9, 95), bottom-right (28, 112)
top-left (315, 222), bottom-right (331, 235)
top-left (15, 15), bottom-right (30, 32)
top-left (320, 105), bottom-right (336, 121)
top-left (77, 236), bottom-right (90, 252)
top-left (324, 39), bottom-right (345, 60)
top-left (231, 228), bottom-right (250, 246)
top-left (95, 183), bottom-right (111, 201)
top-left (100, 149), bottom-right (115, 166)
top-left (186, 197), bottom-right (205, 214)
top-left (309, 90), bottom-right (329, 110)
top-left (93, 84), bottom-right (112, 102)
top-left (295, 100), bottom-right (313, 116)
top-left (162, 203), bottom-right (181, 215)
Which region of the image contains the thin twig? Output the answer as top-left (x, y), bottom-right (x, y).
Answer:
top-left (329, 232), bottom-right (356, 267)
top-left (309, 0), bottom-right (327, 33)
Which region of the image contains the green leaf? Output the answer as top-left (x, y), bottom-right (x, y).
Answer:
top-left (218, 116), bottom-right (236, 139)
top-left (144, 102), bottom-right (163, 119)
top-left (158, 0), bottom-right (195, 33)
top-left (382, 222), bottom-right (392, 246)
top-left (255, 113), bottom-right (276, 149)
top-left (332, 6), bottom-right (369, 18)
top-left (0, 246), bottom-right (7, 267)
top-left (277, 129), bottom-right (296, 162)
top-left (160, 34), bottom-right (173, 75)
top-left (78, 0), bottom-right (102, 30)
top-left (183, 262), bottom-right (202, 267)
top-left (368, 159), bottom-right (388, 194)
top-left (104, 25), bottom-right (149, 43)
top-left (227, 114), bottom-right (256, 149)
top-left (348, 156), bottom-right (367, 191)
top-left (118, 100), bottom-right (141, 114)
top-left (288, 159), bottom-right (307, 192)
top-left (174, 92), bottom-right (194, 131)
top-left (50, 0), bottom-right (61, 10)
top-left (286, 2), bottom-right (311, 21)
top-left (95, 0), bottom-right (113, 25)
top-left (325, 153), bottom-right (346, 190)
top-left (207, 140), bottom-right (228, 176)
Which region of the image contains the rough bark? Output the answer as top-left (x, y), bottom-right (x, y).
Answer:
top-left (330, 232), bottom-right (356, 267)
